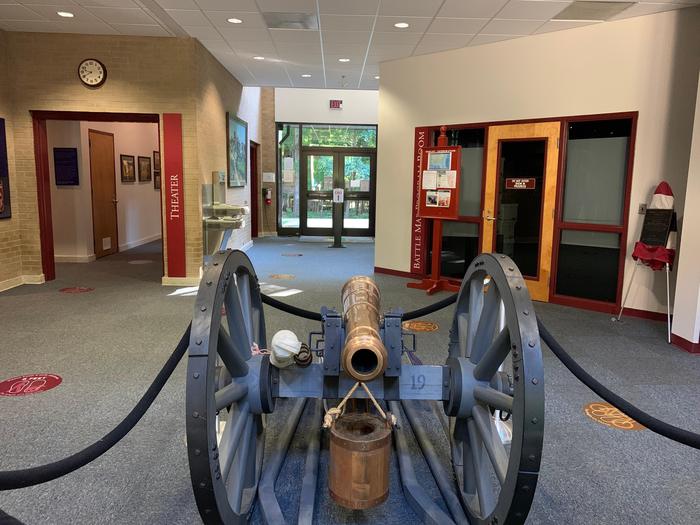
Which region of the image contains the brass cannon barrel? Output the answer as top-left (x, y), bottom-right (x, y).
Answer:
top-left (341, 276), bottom-right (388, 382)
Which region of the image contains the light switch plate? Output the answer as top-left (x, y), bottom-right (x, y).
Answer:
top-left (638, 203), bottom-right (647, 214)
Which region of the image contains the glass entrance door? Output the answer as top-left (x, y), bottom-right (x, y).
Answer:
top-left (481, 122), bottom-right (561, 301)
top-left (300, 151), bottom-right (375, 236)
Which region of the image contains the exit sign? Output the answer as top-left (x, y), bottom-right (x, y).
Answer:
top-left (329, 99), bottom-right (343, 109)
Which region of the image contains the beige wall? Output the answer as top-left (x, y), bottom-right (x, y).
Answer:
top-left (275, 88), bottom-right (378, 124)
top-left (0, 30), bottom-right (22, 291)
top-left (0, 31), bottom-right (262, 287)
top-left (672, 73), bottom-right (700, 344)
top-left (376, 8), bottom-right (700, 314)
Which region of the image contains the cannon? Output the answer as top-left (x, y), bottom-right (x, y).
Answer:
top-left (185, 249), bottom-right (544, 525)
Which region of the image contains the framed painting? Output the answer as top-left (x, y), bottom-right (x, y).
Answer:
top-left (0, 118), bottom-right (12, 219)
top-left (154, 171), bottom-right (161, 190)
top-left (226, 113), bottom-right (247, 188)
top-left (138, 156), bottom-right (152, 182)
top-left (153, 150), bottom-right (160, 171)
top-left (120, 154), bottom-right (135, 183)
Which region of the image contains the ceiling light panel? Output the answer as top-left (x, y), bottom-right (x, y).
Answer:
top-left (554, 1), bottom-right (635, 21)
top-left (209, 12), bottom-right (267, 28)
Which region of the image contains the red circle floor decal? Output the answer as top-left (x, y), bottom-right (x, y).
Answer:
top-left (0, 374), bottom-right (62, 396)
top-left (59, 286), bottom-right (94, 294)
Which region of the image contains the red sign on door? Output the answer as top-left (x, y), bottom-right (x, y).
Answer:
top-left (505, 178), bottom-right (536, 190)
top-left (163, 113), bottom-right (186, 278)
top-left (0, 374), bottom-right (62, 396)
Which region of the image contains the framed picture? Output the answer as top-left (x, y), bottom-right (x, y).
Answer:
top-left (0, 118), bottom-right (12, 219)
top-left (53, 148), bottom-right (79, 186)
top-left (120, 154), bottom-right (135, 183)
top-left (153, 150), bottom-right (160, 171)
top-left (226, 113), bottom-right (247, 188)
top-left (138, 156), bottom-right (152, 182)
top-left (153, 171), bottom-right (161, 190)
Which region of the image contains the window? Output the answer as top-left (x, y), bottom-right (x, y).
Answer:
top-left (301, 125), bottom-right (377, 148)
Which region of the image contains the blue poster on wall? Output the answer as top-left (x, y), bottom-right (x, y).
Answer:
top-left (0, 117), bottom-right (11, 220)
top-left (54, 147), bottom-right (80, 186)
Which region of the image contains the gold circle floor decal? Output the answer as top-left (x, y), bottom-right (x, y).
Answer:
top-left (583, 402), bottom-right (644, 431)
top-left (402, 320), bottom-right (439, 332)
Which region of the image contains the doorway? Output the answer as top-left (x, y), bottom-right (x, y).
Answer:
top-left (88, 129), bottom-right (118, 258)
top-left (250, 141), bottom-right (260, 238)
top-left (300, 150), bottom-right (375, 236)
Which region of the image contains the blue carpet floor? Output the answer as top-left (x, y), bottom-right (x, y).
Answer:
top-left (0, 238), bottom-right (698, 524)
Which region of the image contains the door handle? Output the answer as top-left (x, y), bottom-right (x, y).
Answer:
top-left (483, 213), bottom-right (495, 221)
top-left (112, 198), bottom-right (119, 204)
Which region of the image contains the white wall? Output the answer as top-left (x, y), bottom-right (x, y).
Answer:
top-left (375, 7), bottom-right (700, 314)
top-left (47, 120), bottom-right (161, 261)
top-left (275, 88), bottom-right (378, 124)
top-left (47, 120), bottom-right (94, 262)
top-left (671, 72), bottom-right (700, 345)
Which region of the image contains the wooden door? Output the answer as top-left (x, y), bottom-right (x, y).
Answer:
top-left (481, 122), bottom-right (561, 301)
top-left (89, 129), bottom-right (118, 258)
top-left (250, 141), bottom-right (259, 238)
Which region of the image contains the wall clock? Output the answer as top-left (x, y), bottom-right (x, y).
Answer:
top-left (78, 58), bottom-right (107, 88)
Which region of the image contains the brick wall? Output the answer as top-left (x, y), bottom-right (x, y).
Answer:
top-left (1, 31), bottom-right (262, 286)
top-left (260, 87), bottom-right (277, 234)
top-left (0, 30), bottom-right (22, 289)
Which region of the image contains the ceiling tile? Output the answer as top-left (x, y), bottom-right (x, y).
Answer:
top-left (480, 19), bottom-right (544, 35)
top-left (427, 17), bottom-right (488, 34)
top-left (322, 30), bottom-right (370, 44)
top-left (207, 11), bottom-right (268, 28)
top-left (609, 2), bottom-right (680, 19)
top-left (112, 23), bottom-right (170, 36)
top-left (326, 71), bottom-right (361, 88)
top-left (152, 0), bottom-right (199, 9)
top-left (275, 42), bottom-right (322, 59)
top-left (534, 19), bottom-right (599, 33)
top-left (0, 5), bottom-right (43, 20)
top-left (199, 38), bottom-right (233, 54)
top-left (165, 9), bottom-right (210, 26)
top-left (219, 26), bottom-right (272, 42)
top-left (379, 0), bottom-right (442, 17)
top-left (194, 0), bottom-right (258, 10)
top-left (318, 0), bottom-right (379, 16)
top-left (15, 0), bottom-right (78, 4)
top-left (0, 19), bottom-right (60, 30)
top-left (270, 28), bottom-right (320, 43)
top-left (229, 40), bottom-right (278, 55)
top-left (20, 4), bottom-right (97, 21)
top-left (324, 53), bottom-right (366, 63)
top-left (368, 43), bottom-right (415, 60)
top-left (374, 16), bottom-right (432, 32)
top-left (86, 7), bottom-right (157, 25)
top-left (438, 0), bottom-right (509, 18)
top-left (322, 42), bottom-right (367, 55)
top-left (371, 31), bottom-right (422, 46)
top-left (413, 33), bottom-right (473, 55)
top-left (498, 1), bottom-right (572, 20)
top-left (469, 34), bottom-right (520, 46)
top-left (256, 0), bottom-right (317, 13)
top-left (53, 21), bottom-right (119, 34)
top-left (320, 14), bottom-right (374, 31)
top-left (77, 0), bottom-right (139, 7)
top-left (183, 25), bottom-right (218, 39)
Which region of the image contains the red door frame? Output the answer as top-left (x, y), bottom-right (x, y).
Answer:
top-left (250, 140), bottom-right (260, 238)
top-left (411, 111), bottom-right (638, 314)
top-left (31, 111), bottom-right (160, 281)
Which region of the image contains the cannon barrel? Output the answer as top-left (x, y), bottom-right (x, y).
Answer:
top-left (341, 276), bottom-right (388, 382)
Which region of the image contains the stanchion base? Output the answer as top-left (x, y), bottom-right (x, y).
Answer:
top-left (407, 278), bottom-right (460, 295)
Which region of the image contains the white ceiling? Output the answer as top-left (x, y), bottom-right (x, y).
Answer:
top-left (0, 0), bottom-right (698, 89)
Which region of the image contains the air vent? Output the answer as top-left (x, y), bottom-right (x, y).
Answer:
top-left (553, 1), bottom-right (634, 21)
top-left (263, 12), bottom-right (318, 30)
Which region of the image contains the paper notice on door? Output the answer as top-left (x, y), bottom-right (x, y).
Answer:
top-left (437, 190), bottom-right (451, 208)
top-left (102, 237), bottom-right (111, 250)
top-left (283, 157), bottom-right (294, 170)
top-left (422, 170), bottom-right (437, 190)
top-left (350, 179), bottom-right (361, 189)
top-left (359, 179), bottom-right (370, 192)
top-left (263, 172), bottom-right (276, 183)
top-left (437, 170), bottom-right (457, 189)
top-left (282, 170), bottom-right (295, 183)
top-left (426, 190), bottom-right (438, 207)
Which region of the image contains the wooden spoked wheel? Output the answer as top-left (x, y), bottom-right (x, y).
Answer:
top-left (186, 250), bottom-right (271, 524)
top-left (445, 253), bottom-right (544, 525)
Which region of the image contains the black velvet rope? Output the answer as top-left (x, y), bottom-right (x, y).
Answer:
top-left (538, 318), bottom-right (700, 450)
top-left (402, 293), bottom-right (458, 321)
top-left (0, 325), bottom-right (191, 491)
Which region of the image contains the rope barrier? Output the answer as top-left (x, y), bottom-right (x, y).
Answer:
top-left (0, 325), bottom-right (191, 491)
top-left (538, 318), bottom-right (700, 450)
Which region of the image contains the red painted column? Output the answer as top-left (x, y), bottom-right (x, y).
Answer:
top-left (163, 113), bottom-right (186, 278)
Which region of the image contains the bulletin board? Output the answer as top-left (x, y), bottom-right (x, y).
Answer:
top-left (417, 145), bottom-right (461, 220)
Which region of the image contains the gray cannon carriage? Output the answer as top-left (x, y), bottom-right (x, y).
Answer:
top-left (185, 249), bottom-right (544, 525)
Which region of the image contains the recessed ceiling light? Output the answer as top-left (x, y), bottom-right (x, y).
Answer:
top-left (301, 74), bottom-right (311, 78)
top-left (338, 58), bottom-right (350, 62)
top-left (227, 17), bottom-right (243, 24)
top-left (57, 11), bottom-right (74, 18)
top-left (374, 75), bottom-right (380, 80)
top-left (253, 56), bottom-right (265, 60)
top-left (394, 22), bottom-right (409, 29)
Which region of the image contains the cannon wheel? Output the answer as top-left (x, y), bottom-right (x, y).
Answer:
top-left (445, 253), bottom-right (544, 525)
top-left (186, 250), bottom-right (271, 524)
